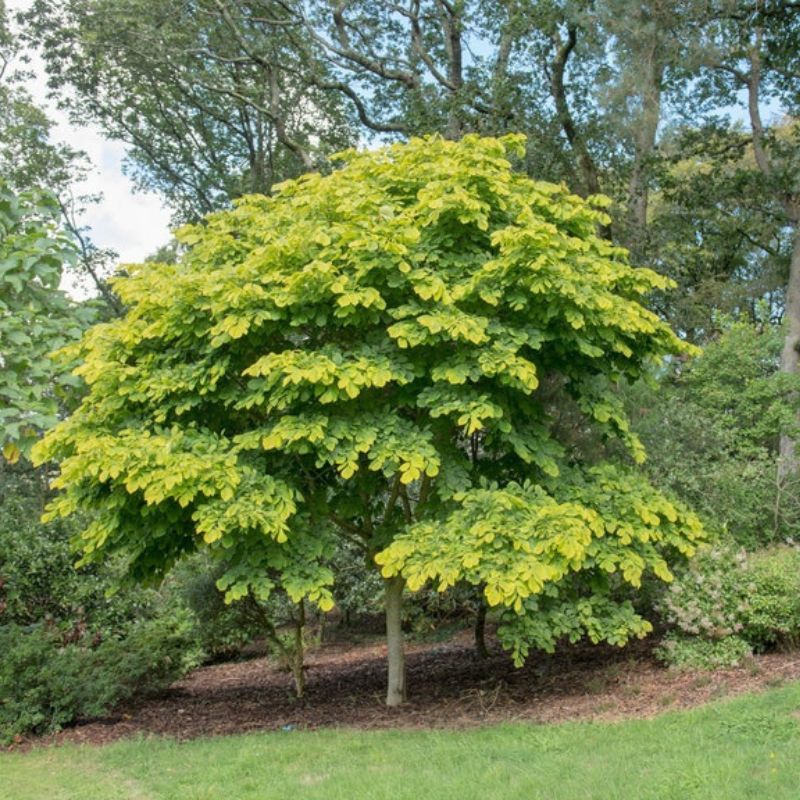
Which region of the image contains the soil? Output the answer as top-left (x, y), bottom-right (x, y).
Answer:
top-left (14, 630), bottom-right (800, 750)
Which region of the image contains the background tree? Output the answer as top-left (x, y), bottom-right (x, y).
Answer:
top-left (34, 135), bottom-right (705, 706)
top-left (629, 319), bottom-right (800, 547)
top-left (29, 0), bottom-right (792, 309)
top-left (691, 2), bottom-right (800, 476)
top-left (644, 124), bottom-right (792, 340)
top-left (1, 0), bottom-right (120, 308)
top-left (25, 0), bottom-right (356, 223)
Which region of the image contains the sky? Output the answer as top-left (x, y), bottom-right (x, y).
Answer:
top-left (7, 0), bottom-right (173, 271)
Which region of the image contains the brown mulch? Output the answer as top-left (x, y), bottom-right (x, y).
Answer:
top-left (16, 631), bottom-right (800, 749)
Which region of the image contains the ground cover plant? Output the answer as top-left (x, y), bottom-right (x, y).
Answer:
top-left (33, 134), bottom-right (705, 705)
top-left (3, 681), bottom-right (800, 800)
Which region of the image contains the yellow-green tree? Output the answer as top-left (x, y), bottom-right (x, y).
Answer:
top-left (34, 134), bottom-right (705, 705)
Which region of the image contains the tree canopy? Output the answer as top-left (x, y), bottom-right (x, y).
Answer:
top-left (33, 134), bottom-right (705, 704)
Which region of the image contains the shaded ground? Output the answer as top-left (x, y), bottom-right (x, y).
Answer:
top-left (21, 629), bottom-right (800, 748)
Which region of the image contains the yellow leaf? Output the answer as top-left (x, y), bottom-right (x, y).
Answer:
top-left (2, 441), bottom-right (20, 464)
top-left (319, 596), bottom-right (335, 612)
top-left (485, 585), bottom-right (503, 606)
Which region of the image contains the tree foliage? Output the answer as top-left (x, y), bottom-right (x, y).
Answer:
top-left (630, 320), bottom-right (800, 547)
top-left (0, 183), bottom-right (96, 461)
top-left (34, 134), bottom-right (704, 693)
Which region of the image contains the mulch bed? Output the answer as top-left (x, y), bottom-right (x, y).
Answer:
top-left (14, 631), bottom-right (800, 749)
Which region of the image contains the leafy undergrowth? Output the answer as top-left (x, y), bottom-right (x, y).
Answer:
top-left (3, 680), bottom-right (800, 799)
top-left (6, 630), bottom-right (800, 749)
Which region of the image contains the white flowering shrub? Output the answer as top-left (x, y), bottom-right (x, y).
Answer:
top-left (657, 544), bottom-right (800, 669)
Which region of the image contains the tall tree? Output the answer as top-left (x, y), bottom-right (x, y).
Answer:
top-left (25, 0), bottom-right (697, 229)
top-left (693, 1), bottom-right (800, 473)
top-left (34, 135), bottom-right (705, 705)
top-left (2, 0), bottom-right (106, 458)
top-left (0, 183), bottom-right (96, 461)
top-left (25, 0), bottom-right (355, 222)
top-left (1, 1), bottom-right (120, 309)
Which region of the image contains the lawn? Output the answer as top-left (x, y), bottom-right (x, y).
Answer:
top-left (3, 682), bottom-right (799, 800)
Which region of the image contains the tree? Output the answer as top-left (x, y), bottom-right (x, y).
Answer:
top-left (34, 134), bottom-right (705, 706)
top-left (644, 124), bottom-right (791, 339)
top-left (1, 1), bottom-right (121, 310)
top-left (0, 183), bottom-right (96, 461)
top-left (26, 0), bottom-right (701, 230)
top-left (629, 319), bottom-right (800, 547)
top-left (27, 2), bottom-right (799, 337)
top-left (695, 3), bottom-right (800, 478)
top-left (26, 0), bottom-right (355, 222)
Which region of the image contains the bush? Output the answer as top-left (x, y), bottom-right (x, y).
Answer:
top-left (659, 546), bottom-right (748, 640)
top-left (0, 461), bottom-right (155, 634)
top-left (657, 544), bottom-right (800, 669)
top-left (93, 610), bottom-right (204, 699)
top-left (656, 633), bottom-right (753, 669)
top-left (0, 461), bottom-right (214, 743)
top-left (174, 557), bottom-right (263, 660)
top-left (0, 625), bottom-right (94, 741)
top-left (745, 548), bottom-right (800, 649)
top-left (0, 611), bottom-right (202, 743)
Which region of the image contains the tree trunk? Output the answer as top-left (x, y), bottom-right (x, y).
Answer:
top-left (778, 218), bottom-right (800, 479)
top-left (474, 599), bottom-right (489, 659)
top-left (384, 576), bottom-right (406, 706)
top-left (291, 599), bottom-right (306, 699)
top-left (626, 49), bottom-right (663, 259)
top-left (442, 1), bottom-right (464, 141)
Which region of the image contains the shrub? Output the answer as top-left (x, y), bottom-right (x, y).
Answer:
top-left (0, 624), bottom-right (94, 741)
top-left (656, 633), bottom-right (753, 670)
top-left (658, 544), bottom-right (800, 669)
top-left (0, 461), bottom-right (155, 634)
top-left (174, 557), bottom-right (263, 660)
top-left (0, 611), bottom-right (202, 743)
top-left (659, 546), bottom-right (748, 640)
top-left (744, 548), bottom-right (800, 649)
top-left (1, 465), bottom-right (208, 743)
top-left (92, 610), bottom-right (204, 699)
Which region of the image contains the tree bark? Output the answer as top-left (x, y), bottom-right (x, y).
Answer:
top-left (474, 599), bottom-right (489, 659)
top-left (779, 218), bottom-right (800, 479)
top-left (440, 0), bottom-right (464, 140)
top-left (549, 24), bottom-right (601, 198)
top-left (626, 57), bottom-right (663, 257)
top-left (384, 576), bottom-right (406, 706)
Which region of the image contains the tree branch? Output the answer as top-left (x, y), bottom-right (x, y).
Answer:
top-left (747, 28), bottom-right (771, 179)
top-left (548, 24), bottom-right (600, 197)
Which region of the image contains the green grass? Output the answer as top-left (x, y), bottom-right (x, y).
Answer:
top-left (2, 683), bottom-right (800, 800)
